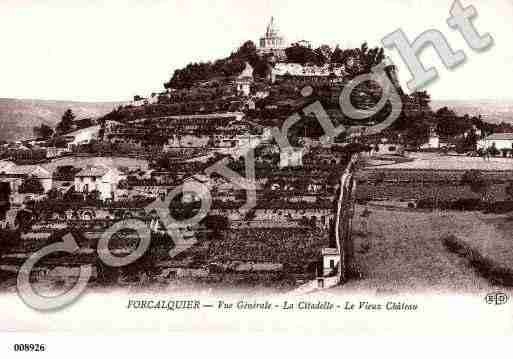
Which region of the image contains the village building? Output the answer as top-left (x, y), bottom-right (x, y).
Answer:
top-left (372, 143), bottom-right (405, 156)
top-left (164, 134), bottom-right (211, 149)
top-left (235, 62), bottom-right (254, 97)
top-left (294, 40), bottom-right (312, 49)
top-left (65, 125), bottom-right (101, 149)
top-left (420, 127), bottom-right (450, 150)
top-left (0, 160), bottom-right (16, 174)
top-left (477, 133), bottom-right (513, 152)
top-left (45, 147), bottom-right (71, 159)
top-left (271, 62), bottom-right (346, 84)
top-left (74, 165), bottom-right (126, 201)
top-left (321, 247), bottom-right (340, 277)
top-left (0, 164), bottom-right (53, 194)
top-left (279, 147), bottom-right (304, 168)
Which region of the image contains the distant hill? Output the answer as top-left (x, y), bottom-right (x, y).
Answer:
top-left (0, 98), bottom-right (126, 142)
top-left (432, 99), bottom-right (513, 125)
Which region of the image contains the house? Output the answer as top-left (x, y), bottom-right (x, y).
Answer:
top-left (235, 62), bottom-right (254, 97)
top-left (279, 147), bottom-right (304, 168)
top-left (420, 127), bottom-right (450, 150)
top-left (74, 166), bottom-right (126, 201)
top-left (372, 143), bottom-right (405, 156)
top-left (321, 248), bottom-right (340, 277)
top-left (0, 161), bottom-right (15, 174)
top-left (46, 147), bottom-right (71, 159)
top-left (0, 164), bottom-right (53, 194)
top-left (65, 125), bottom-right (101, 149)
top-left (271, 63), bottom-right (346, 83)
top-left (477, 133), bottom-right (513, 152)
top-left (294, 40), bottom-right (312, 49)
top-left (164, 134), bottom-right (211, 149)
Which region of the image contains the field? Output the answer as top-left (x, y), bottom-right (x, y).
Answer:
top-left (358, 153), bottom-right (513, 206)
top-left (339, 153), bottom-right (513, 293)
top-left (357, 183), bottom-right (509, 203)
top-left (337, 206), bottom-right (504, 294)
top-left (376, 153), bottom-right (513, 171)
top-left (446, 213), bottom-right (513, 273)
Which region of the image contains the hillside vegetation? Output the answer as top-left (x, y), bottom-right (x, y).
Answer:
top-left (0, 98), bottom-right (124, 141)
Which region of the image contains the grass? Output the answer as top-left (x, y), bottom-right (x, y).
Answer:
top-left (443, 235), bottom-right (513, 287)
top-left (335, 206), bottom-right (495, 294)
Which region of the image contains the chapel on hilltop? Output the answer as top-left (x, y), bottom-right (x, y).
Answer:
top-left (258, 16), bottom-right (287, 60)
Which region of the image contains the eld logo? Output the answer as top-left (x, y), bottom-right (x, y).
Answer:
top-left (485, 292), bottom-right (509, 306)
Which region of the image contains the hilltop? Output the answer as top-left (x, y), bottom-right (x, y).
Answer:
top-left (0, 98), bottom-right (125, 142)
top-left (432, 99), bottom-right (513, 124)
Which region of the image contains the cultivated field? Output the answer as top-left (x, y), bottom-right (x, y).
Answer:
top-left (340, 206), bottom-right (505, 294)
top-left (378, 153), bottom-right (513, 171)
top-left (358, 153), bottom-right (513, 206)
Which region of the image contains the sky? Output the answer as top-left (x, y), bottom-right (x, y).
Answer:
top-left (0, 0), bottom-right (511, 102)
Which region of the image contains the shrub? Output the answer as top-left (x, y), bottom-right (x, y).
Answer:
top-left (19, 176), bottom-right (44, 194)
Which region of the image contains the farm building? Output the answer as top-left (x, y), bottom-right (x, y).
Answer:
top-left (74, 165), bottom-right (126, 201)
top-left (477, 133), bottom-right (513, 152)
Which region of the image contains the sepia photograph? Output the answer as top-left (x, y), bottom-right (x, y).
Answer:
top-left (0, 0), bottom-right (513, 348)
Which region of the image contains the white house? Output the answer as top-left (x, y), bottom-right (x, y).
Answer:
top-left (46, 147), bottom-right (71, 159)
top-left (420, 127), bottom-right (449, 150)
top-left (74, 166), bottom-right (126, 201)
top-left (164, 134), bottom-right (210, 149)
top-left (0, 161), bottom-right (15, 174)
top-left (372, 143), bottom-right (405, 156)
top-left (271, 62), bottom-right (346, 83)
top-left (279, 147), bottom-right (304, 168)
top-left (66, 125), bottom-right (101, 149)
top-left (478, 133), bottom-right (513, 152)
top-left (321, 248), bottom-right (340, 277)
top-left (235, 62), bottom-right (254, 97)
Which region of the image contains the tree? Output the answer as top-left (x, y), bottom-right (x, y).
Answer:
top-left (15, 210), bottom-right (33, 231)
top-left (56, 109), bottom-right (75, 135)
top-left (506, 181), bottom-right (513, 200)
top-left (285, 44), bottom-right (319, 65)
top-left (19, 176), bottom-right (44, 194)
top-left (118, 179), bottom-right (130, 190)
top-left (315, 45), bottom-right (332, 64)
top-left (331, 45), bottom-right (346, 63)
top-left (488, 143), bottom-right (500, 157)
top-left (461, 170), bottom-right (489, 207)
top-left (203, 214), bottom-right (229, 239)
top-left (33, 123), bottom-right (54, 139)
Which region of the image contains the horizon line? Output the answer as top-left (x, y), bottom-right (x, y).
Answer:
top-left (3, 96), bottom-right (513, 105)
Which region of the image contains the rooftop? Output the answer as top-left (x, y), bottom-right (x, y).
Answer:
top-left (0, 161), bottom-right (15, 173)
top-left (5, 165), bottom-right (51, 178)
top-left (75, 166), bottom-right (110, 178)
top-left (484, 133), bottom-right (513, 141)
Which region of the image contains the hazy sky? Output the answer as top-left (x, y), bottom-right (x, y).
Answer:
top-left (0, 0), bottom-right (511, 102)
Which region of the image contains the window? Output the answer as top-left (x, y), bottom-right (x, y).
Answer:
top-left (330, 260), bottom-right (335, 268)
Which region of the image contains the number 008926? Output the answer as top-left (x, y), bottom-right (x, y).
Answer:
top-left (13, 344), bottom-right (47, 352)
